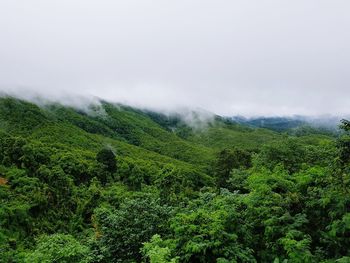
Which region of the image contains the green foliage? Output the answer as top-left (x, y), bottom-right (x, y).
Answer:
top-left (142, 234), bottom-right (178, 263)
top-left (253, 138), bottom-right (306, 173)
top-left (156, 164), bottom-right (211, 204)
top-left (118, 160), bottom-right (144, 191)
top-left (24, 234), bottom-right (89, 263)
top-left (0, 97), bottom-right (348, 263)
top-left (1, 136), bottom-right (27, 167)
top-left (54, 151), bottom-right (92, 184)
top-left (92, 196), bottom-right (172, 262)
top-left (214, 148), bottom-right (251, 188)
top-left (168, 192), bottom-right (256, 262)
top-left (20, 141), bottom-right (51, 173)
top-left (226, 169), bottom-right (250, 193)
top-left (96, 148), bottom-right (117, 174)
top-left (337, 119), bottom-right (350, 166)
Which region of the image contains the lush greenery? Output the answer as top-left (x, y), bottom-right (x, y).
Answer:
top-left (0, 97), bottom-right (349, 262)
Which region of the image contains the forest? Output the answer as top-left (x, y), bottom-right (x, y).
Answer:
top-left (0, 96), bottom-right (349, 263)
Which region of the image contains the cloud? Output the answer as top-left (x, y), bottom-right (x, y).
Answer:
top-left (0, 0), bottom-right (350, 116)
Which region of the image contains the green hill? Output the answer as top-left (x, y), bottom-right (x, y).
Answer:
top-left (0, 97), bottom-right (332, 169)
top-left (2, 96), bottom-right (349, 263)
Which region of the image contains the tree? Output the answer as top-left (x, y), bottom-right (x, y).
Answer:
top-left (20, 142), bottom-right (51, 174)
top-left (25, 234), bottom-right (89, 263)
top-left (226, 169), bottom-right (250, 193)
top-left (245, 167), bottom-right (315, 262)
top-left (142, 235), bottom-right (178, 263)
top-left (126, 164), bottom-right (143, 191)
top-left (214, 148), bottom-right (251, 188)
top-left (92, 196), bottom-right (172, 262)
top-left (169, 192), bottom-right (255, 262)
top-left (55, 152), bottom-right (91, 184)
top-left (96, 148), bottom-right (117, 174)
top-left (1, 136), bottom-right (27, 168)
top-left (254, 138), bottom-right (305, 174)
top-left (338, 119), bottom-right (350, 165)
top-left (157, 165), bottom-right (186, 204)
top-left (117, 160), bottom-right (144, 191)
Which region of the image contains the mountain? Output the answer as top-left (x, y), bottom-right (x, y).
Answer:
top-left (231, 115), bottom-right (340, 135)
top-left (0, 97), bottom-right (332, 168)
top-left (231, 116), bottom-right (306, 131)
top-left (2, 96), bottom-right (348, 263)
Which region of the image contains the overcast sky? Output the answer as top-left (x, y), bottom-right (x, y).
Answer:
top-left (0, 0), bottom-right (350, 116)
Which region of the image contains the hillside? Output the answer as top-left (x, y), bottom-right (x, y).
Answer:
top-left (0, 97), bottom-right (333, 169)
top-left (231, 116), bottom-right (340, 136)
top-left (1, 96), bottom-right (350, 262)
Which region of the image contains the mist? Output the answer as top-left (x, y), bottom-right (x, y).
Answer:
top-left (1, 1), bottom-right (350, 116)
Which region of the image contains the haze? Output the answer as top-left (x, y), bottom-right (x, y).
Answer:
top-left (1, 0), bottom-right (350, 116)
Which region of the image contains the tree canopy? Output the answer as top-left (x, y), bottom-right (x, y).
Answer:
top-left (0, 97), bottom-right (348, 263)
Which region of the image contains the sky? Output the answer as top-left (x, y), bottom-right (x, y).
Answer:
top-left (0, 0), bottom-right (350, 116)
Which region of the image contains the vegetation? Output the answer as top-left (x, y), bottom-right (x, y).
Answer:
top-left (0, 97), bottom-right (349, 262)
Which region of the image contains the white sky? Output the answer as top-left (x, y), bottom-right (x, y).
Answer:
top-left (0, 0), bottom-right (350, 116)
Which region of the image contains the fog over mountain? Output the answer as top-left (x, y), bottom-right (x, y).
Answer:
top-left (1, 1), bottom-right (350, 116)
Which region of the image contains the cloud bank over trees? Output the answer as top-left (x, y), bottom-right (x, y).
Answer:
top-left (1, 0), bottom-right (350, 116)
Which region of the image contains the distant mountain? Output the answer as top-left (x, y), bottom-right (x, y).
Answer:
top-left (230, 115), bottom-right (341, 135)
top-left (231, 116), bottom-right (305, 132)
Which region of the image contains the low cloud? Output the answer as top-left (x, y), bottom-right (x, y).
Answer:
top-left (1, 1), bottom-right (350, 116)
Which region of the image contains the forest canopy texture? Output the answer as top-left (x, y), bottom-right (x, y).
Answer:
top-left (0, 97), bottom-right (349, 263)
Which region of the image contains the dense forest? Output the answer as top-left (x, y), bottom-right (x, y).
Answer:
top-left (0, 96), bottom-right (349, 262)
